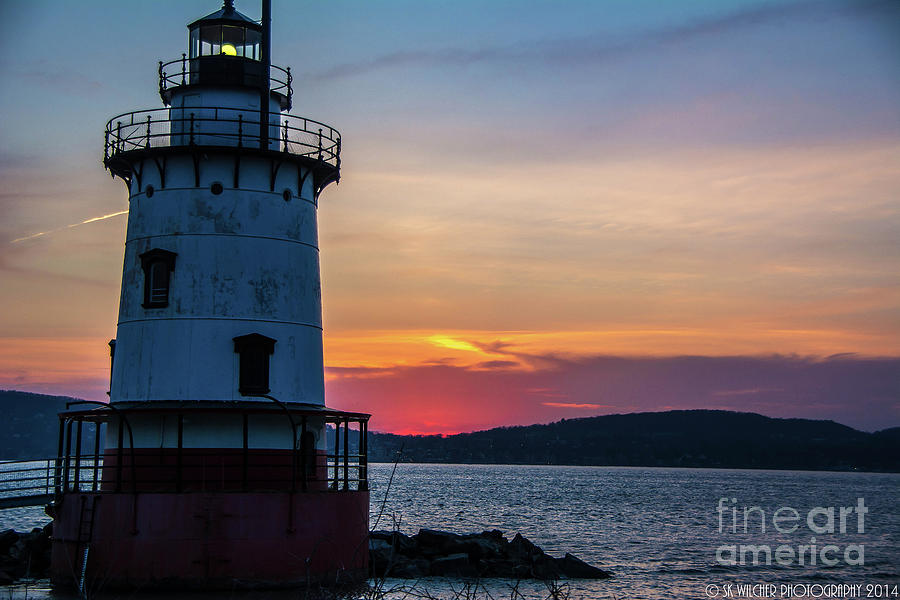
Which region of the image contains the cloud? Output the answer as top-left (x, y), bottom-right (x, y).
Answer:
top-left (326, 353), bottom-right (900, 434)
top-left (309, 0), bottom-right (896, 81)
top-left (14, 60), bottom-right (104, 94)
top-left (542, 402), bottom-right (610, 410)
top-left (427, 335), bottom-right (484, 354)
top-left (473, 360), bottom-right (519, 370)
top-left (325, 365), bottom-right (397, 380)
top-left (10, 210), bottom-right (128, 244)
top-left (711, 387), bottom-right (784, 397)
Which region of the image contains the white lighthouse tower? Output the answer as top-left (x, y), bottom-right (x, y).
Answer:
top-left (50, 1), bottom-right (370, 590)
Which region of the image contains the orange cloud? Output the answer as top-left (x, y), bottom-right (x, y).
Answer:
top-left (541, 402), bottom-right (610, 409)
top-left (0, 337), bottom-right (111, 401)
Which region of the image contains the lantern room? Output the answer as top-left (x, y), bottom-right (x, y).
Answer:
top-left (158, 0), bottom-right (292, 110)
top-left (188, 0), bottom-right (261, 60)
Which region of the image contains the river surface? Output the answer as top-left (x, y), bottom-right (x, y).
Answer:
top-left (2, 464), bottom-right (898, 599)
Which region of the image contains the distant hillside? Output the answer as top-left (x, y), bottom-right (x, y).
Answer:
top-left (0, 390), bottom-right (80, 459)
top-left (369, 410), bottom-right (900, 472)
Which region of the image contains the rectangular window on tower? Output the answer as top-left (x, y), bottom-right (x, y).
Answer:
top-left (140, 249), bottom-right (177, 309)
top-left (233, 334), bottom-right (277, 396)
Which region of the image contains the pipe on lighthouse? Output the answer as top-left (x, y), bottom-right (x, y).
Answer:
top-left (259, 0), bottom-right (271, 150)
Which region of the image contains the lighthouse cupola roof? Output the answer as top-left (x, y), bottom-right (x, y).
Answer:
top-left (189, 0), bottom-right (260, 30)
top-left (188, 0), bottom-right (262, 61)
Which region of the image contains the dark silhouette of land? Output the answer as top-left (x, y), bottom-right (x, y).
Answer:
top-left (368, 410), bottom-right (900, 472)
top-left (2, 390), bottom-right (898, 471)
top-left (0, 390), bottom-right (73, 460)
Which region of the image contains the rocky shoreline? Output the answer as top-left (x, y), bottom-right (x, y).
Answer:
top-left (0, 525), bottom-right (610, 586)
top-left (370, 529), bottom-right (610, 580)
top-left (0, 525), bottom-right (52, 584)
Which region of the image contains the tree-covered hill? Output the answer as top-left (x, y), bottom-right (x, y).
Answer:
top-left (369, 410), bottom-right (900, 472)
top-left (0, 390), bottom-right (77, 459)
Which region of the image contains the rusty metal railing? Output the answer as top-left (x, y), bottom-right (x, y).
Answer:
top-left (0, 458), bottom-right (55, 508)
top-left (158, 54), bottom-right (292, 105)
top-left (104, 106), bottom-right (340, 168)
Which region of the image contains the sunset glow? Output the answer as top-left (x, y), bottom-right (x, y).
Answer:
top-left (1, 0), bottom-right (898, 434)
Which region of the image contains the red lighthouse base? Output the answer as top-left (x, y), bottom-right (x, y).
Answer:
top-left (50, 404), bottom-right (372, 591)
top-left (51, 490), bottom-right (369, 589)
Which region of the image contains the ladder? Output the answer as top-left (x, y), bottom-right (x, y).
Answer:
top-left (76, 495), bottom-right (98, 595)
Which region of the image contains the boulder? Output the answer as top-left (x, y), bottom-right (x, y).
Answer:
top-left (558, 553), bottom-right (611, 579)
top-left (390, 558), bottom-right (429, 579)
top-left (369, 540), bottom-right (395, 576)
top-left (460, 531), bottom-right (506, 560)
top-left (371, 530), bottom-right (416, 555)
top-left (0, 530), bottom-right (19, 555)
top-left (415, 529), bottom-right (466, 557)
top-left (430, 552), bottom-right (475, 577)
top-left (478, 558), bottom-right (523, 578)
top-left (368, 529), bottom-right (611, 581)
top-left (532, 555), bottom-right (564, 580)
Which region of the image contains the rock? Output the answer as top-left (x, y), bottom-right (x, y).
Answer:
top-left (478, 558), bottom-right (519, 577)
top-left (415, 529), bottom-right (465, 557)
top-left (558, 553), bottom-right (611, 579)
top-left (371, 530), bottom-right (416, 555)
top-left (509, 532), bottom-right (543, 560)
top-left (8, 539), bottom-right (26, 561)
top-left (0, 530), bottom-right (20, 557)
top-left (370, 531), bottom-right (421, 577)
top-left (369, 542), bottom-right (394, 577)
top-left (391, 558), bottom-right (430, 578)
top-left (368, 529), bottom-right (611, 581)
top-left (370, 537), bottom-right (393, 553)
top-left (430, 552), bottom-right (475, 577)
top-left (460, 531), bottom-right (506, 560)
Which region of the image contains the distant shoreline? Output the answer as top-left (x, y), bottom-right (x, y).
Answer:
top-left (363, 461), bottom-right (900, 475)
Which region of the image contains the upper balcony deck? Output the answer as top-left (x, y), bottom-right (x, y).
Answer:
top-left (103, 105), bottom-right (341, 190)
top-left (158, 54), bottom-right (292, 110)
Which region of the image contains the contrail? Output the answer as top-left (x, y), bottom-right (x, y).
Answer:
top-left (11, 210), bottom-right (128, 243)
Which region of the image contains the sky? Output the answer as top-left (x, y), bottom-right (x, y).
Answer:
top-left (1, 0), bottom-right (898, 434)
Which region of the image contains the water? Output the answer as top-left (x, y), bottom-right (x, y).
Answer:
top-left (2, 464), bottom-right (898, 599)
top-left (367, 464), bottom-right (900, 599)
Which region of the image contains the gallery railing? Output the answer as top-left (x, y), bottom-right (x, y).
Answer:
top-left (0, 458), bottom-right (55, 508)
top-left (104, 107), bottom-right (340, 168)
top-left (52, 452), bottom-right (367, 494)
top-left (158, 55), bottom-right (292, 101)
top-left (0, 449), bottom-right (365, 509)
top-left (53, 407), bottom-right (368, 497)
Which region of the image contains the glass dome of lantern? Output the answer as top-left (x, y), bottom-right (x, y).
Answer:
top-left (188, 0), bottom-right (262, 60)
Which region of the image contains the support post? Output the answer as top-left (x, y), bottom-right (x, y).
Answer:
top-left (73, 421), bottom-right (83, 490)
top-left (55, 417), bottom-right (65, 495)
top-left (343, 418), bottom-right (349, 491)
top-left (360, 420), bottom-right (368, 491)
top-left (92, 423), bottom-right (101, 492)
top-left (333, 419), bottom-right (340, 490)
top-left (242, 412), bottom-right (249, 492)
top-left (259, 0), bottom-right (271, 150)
top-left (300, 415), bottom-right (308, 492)
top-left (63, 420), bottom-right (73, 493)
top-left (176, 414), bottom-right (184, 493)
top-left (115, 417), bottom-right (124, 492)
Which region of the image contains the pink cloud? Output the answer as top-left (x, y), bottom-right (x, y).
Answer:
top-left (326, 354), bottom-right (900, 434)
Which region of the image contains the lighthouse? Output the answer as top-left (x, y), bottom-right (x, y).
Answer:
top-left (50, 1), bottom-right (370, 590)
